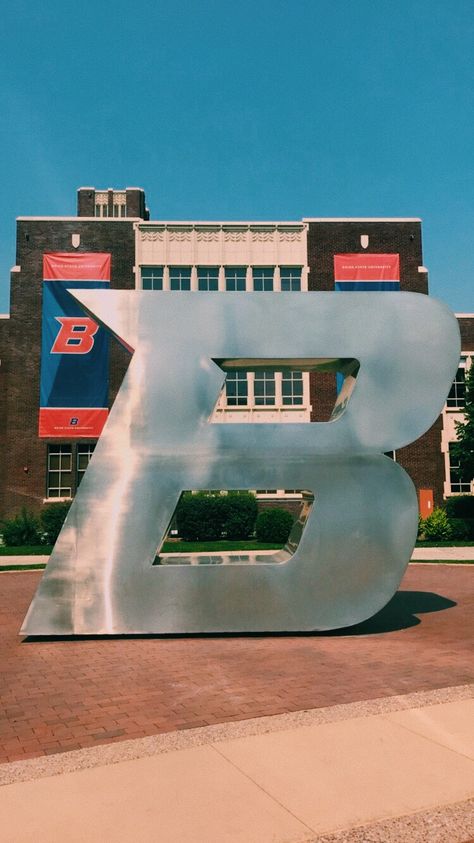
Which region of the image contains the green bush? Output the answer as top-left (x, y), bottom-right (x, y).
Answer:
top-left (448, 518), bottom-right (470, 540)
top-left (255, 508), bottom-right (293, 544)
top-left (176, 493), bottom-right (226, 541)
top-left (1, 508), bottom-right (42, 546)
top-left (448, 517), bottom-right (474, 540)
top-left (422, 508), bottom-right (453, 541)
top-left (444, 495), bottom-right (474, 519)
top-left (176, 492), bottom-right (258, 541)
top-left (40, 501), bottom-right (72, 544)
top-left (222, 492), bottom-right (258, 540)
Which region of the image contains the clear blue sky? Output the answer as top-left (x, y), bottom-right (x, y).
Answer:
top-left (1, 0), bottom-right (472, 312)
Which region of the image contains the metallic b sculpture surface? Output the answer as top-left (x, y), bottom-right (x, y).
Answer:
top-left (21, 293), bottom-right (460, 636)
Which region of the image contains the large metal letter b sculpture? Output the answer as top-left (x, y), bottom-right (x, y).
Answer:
top-left (21, 292), bottom-right (460, 635)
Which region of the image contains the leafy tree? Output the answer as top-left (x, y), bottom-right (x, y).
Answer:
top-left (452, 364), bottom-right (474, 485)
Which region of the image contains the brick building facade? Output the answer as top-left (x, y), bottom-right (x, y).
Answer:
top-left (0, 188), bottom-right (471, 520)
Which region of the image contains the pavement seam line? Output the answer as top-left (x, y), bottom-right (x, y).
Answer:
top-left (382, 711), bottom-right (474, 765)
top-left (209, 742), bottom-right (317, 837)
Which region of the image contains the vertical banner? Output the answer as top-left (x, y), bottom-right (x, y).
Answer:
top-left (334, 254), bottom-right (400, 291)
top-left (39, 253), bottom-right (111, 438)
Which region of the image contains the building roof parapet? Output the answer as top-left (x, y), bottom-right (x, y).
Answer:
top-left (303, 217), bottom-right (421, 222)
top-left (17, 216), bottom-right (142, 222)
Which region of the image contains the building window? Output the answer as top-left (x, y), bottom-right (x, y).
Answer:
top-left (254, 370), bottom-right (276, 405)
top-left (447, 358), bottom-right (467, 408)
top-left (141, 267), bottom-right (163, 290)
top-left (94, 192), bottom-right (109, 218)
top-left (225, 371), bottom-right (248, 406)
top-left (169, 267), bottom-right (191, 291)
top-left (95, 203), bottom-right (109, 217)
top-left (253, 267), bottom-right (274, 291)
top-left (448, 442), bottom-right (471, 493)
top-left (282, 371), bottom-right (304, 405)
top-left (280, 267), bottom-right (301, 291)
top-left (225, 267), bottom-right (247, 291)
top-left (77, 444), bottom-right (96, 487)
top-left (47, 445), bottom-right (73, 498)
top-left (198, 267), bottom-right (219, 291)
top-left (112, 203), bottom-right (127, 217)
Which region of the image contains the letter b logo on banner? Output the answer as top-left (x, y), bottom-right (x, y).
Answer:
top-left (51, 317), bottom-right (99, 354)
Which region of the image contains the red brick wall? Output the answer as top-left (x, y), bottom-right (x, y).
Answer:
top-left (304, 219), bottom-right (447, 507)
top-left (1, 219), bottom-right (135, 517)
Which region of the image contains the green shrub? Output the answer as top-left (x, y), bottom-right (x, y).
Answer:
top-left (176, 493), bottom-right (226, 541)
top-left (1, 508), bottom-right (41, 546)
top-left (448, 518), bottom-right (470, 540)
top-left (447, 517), bottom-right (474, 540)
top-left (417, 515), bottom-right (425, 539)
top-left (422, 508), bottom-right (453, 541)
top-left (255, 508), bottom-right (293, 544)
top-left (176, 491), bottom-right (258, 541)
top-left (40, 501), bottom-right (72, 544)
top-left (222, 492), bottom-right (258, 540)
top-left (444, 495), bottom-right (474, 519)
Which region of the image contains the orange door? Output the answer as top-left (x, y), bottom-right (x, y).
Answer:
top-left (419, 489), bottom-right (434, 518)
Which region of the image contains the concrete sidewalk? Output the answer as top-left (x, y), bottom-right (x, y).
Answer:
top-left (411, 546), bottom-right (474, 560)
top-left (1, 688), bottom-right (473, 842)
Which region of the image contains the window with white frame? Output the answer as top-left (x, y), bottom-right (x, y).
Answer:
top-left (447, 357), bottom-right (467, 408)
top-left (112, 194), bottom-right (127, 217)
top-left (169, 267), bottom-right (191, 291)
top-left (77, 444), bottom-right (96, 487)
top-left (141, 267), bottom-right (163, 290)
top-left (254, 370), bottom-right (276, 405)
top-left (225, 371), bottom-right (248, 406)
top-left (225, 267), bottom-right (246, 291)
top-left (253, 267), bottom-right (274, 291)
top-left (47, 445), bottom-right (73, 498)
top-left (282, 371), bottom-right (304, 405)
top-left (448, 442), bottom-right (471, 493)
top-left (94, 192), bottom-right (109, 217)
top-left (280, 266), bottom-right (301, 291)
top-left (198, 267), bottom-right (219, 291)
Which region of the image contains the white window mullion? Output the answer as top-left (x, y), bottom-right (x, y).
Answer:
top-left (274, 266), bottom-right (281, 292)
top-left (248, 371), bottom-right (255, 408)
top-left (246, 266), bottom-right (253, 291)
top-left (218, 266), bottom-right (225, 292)
top-left (275, 371), bottom-right (283, 406)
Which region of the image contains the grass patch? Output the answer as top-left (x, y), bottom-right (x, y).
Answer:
top-left (0, 563), bottom-right (47, 571)
top-left (0, 545), bottom-right (53, 556)
top-left (411, 559), bottom-right (473, 564)
top-left (160, 540), bottom-right (284, 553)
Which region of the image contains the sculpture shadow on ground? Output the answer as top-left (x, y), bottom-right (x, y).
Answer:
top-left (23, 591), bottom-right (457, 642)
top-left (319, 590), bottom-right (457, 637)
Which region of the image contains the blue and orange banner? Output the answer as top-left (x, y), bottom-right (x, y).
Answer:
top-left (39, 253), bottom-right (110, 438)
top-left (334, 254), bottom-right (400, 291)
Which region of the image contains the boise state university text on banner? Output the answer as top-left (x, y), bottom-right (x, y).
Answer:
top-left (334, 254), bottom-right (400, 291)
top-left (39, 253), bottom-right (110, 438)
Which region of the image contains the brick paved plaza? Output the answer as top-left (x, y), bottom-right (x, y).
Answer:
top-left (0, 565), bottom-right (473, 764)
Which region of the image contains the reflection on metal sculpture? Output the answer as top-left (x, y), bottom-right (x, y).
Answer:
top-left (21, 293), bottom-right (460, 635)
